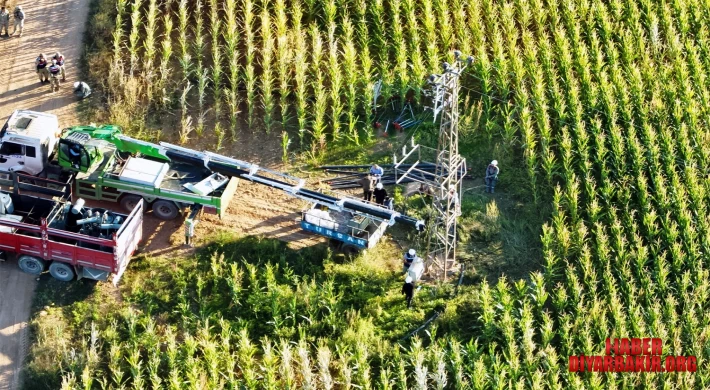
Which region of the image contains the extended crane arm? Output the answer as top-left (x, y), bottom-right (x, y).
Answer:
top-left (67, 127), bottom-right (425, 231)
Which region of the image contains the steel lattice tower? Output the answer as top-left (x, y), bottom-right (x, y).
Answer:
top-left (394, 51), bottom-right (472, 280)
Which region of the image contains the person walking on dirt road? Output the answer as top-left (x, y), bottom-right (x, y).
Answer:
top-left (35, 53), bottom-right (49, 83)
top-left (358, 174), bottom-right (376, 202)
top-left (0, 7), bottom-right (10, 37)
top-left (11, 5), bottom-right (24, 37)
top-left (485, 160), bottom-right (499, 193)
top-left (53, 52), bottom-right (66, 81)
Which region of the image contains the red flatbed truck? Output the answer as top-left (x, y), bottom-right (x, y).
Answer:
top-left (0, 174), bottom-right (143, 285)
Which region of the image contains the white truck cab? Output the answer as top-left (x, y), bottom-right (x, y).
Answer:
top-left (0, 110), bottom-right (60, 176)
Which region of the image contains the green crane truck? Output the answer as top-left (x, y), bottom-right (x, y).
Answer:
top-left (0, 111), bottom-right (238, 221)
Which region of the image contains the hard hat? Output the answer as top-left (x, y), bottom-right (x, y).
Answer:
top-left (74, 82), bottom-right (81, 89)
top-left (55, 52), bottom-right (62, 57)
top-left (405, 276), bottom-right (413, 283)
top-left (491, 160), bottom-right (498, 166)
top-left (51, 59), bottom-right (57, 64)
top-left (408, 249), bottom-right (416, 256)
top-left (39, 53), bottom-right (45, 57)
top-left (16, 6), bottom-right (22, 10)
top-left (376, 183), bottom-right (383, 189)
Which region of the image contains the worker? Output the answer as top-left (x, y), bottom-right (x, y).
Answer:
top-left (73, 81), bottom-right (92, 99)
top-left (373, 182), bottom-right (388, 205)
top-left (48, 60), bottom-right (62, 91)
top-left (0, 7), bottom-right (10, 37)
top-left (11, 5), bottom-right (24, 38)
top-left (418, 183), bottom-right (435, 198)
top-left (35, 53), bottom-right (49, 83)
top-left (53, 52), bottom-right (66, 81)
top-left (384, 196), bottom-right (394, 210)
top-left (403, 248), bottom-right (416, 272)
top-left (485, 160), bottom-right (499, 193)
top-left (402, 276), bottom-right (414, 308)
top-left (449, 186), bottom-right (461, 216)
top-left (185, 219), bottom-right (195, 247)
top-left (358, 174), bottom-right (375, 202)
top-left (369, 164), bottom-right (384, 182)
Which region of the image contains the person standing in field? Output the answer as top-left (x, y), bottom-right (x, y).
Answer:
top-left (402, 276), bottom-right (415, 308)
top-left (11, 6), bottom-right (24, 37)
top-left (0, 7), bottom-right (10, 37)
top-left (485, 160), bottom-right (499, 193)
top-left (373, 182), bottom-right (388, 205)
top-left (35, 53), bottom-right (49, 83)
top-left (358, 174), bottom-right (375, 202)
top-left (403, 249), bottom-right (416, 273)
top-left (53, 52), bottom-right (66, 81)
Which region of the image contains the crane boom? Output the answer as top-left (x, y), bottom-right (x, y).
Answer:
top-left (64, 127), bottom-right (425, 231)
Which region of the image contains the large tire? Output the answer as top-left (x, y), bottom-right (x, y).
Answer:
top-left (49, 262), bottom-right (75, 282)
top-left (120, 195), bottom-right (143, 213)
top-left (18, 255), bottom-right (46, 275)
top-left (341, 244), bottom-right (362, 257)
top-left (152, 200), bottom-right (179, 220)
top-left (328, 239), bottom-right (343, 251)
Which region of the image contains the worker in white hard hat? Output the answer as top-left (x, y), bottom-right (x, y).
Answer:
top-left (485, 159), bottom-right (500, 193)
top-left (373, 182), bottom-right (388, 205)
top-left (73, 81), bottom-right (91, 99)
top-left (403, 249), bottom-right (416, 272)
top-left (402, 275), bottom-right (415, 308)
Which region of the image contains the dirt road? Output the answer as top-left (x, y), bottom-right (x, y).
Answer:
top-left (0, 0), bottom-right (91, 388)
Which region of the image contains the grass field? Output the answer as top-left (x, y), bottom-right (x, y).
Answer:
top-left (21, 0), bottom-right (710, 387)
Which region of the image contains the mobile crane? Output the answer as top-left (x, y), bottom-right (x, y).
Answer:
top-left (0, 110), bottom-right (424, 253)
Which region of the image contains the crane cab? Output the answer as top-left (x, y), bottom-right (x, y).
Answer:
top-left (0, 110), bottom-right (60, 176)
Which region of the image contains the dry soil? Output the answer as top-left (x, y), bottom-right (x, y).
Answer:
top-left (0, 0), bottom-right (91, 388)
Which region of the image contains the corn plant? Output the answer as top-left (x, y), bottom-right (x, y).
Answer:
top-left (127, 0), bottom-right (143, 77)
top-left (260, 9), bottom-right (275, 133)
top-left (223, 0), bottom-right (240, 139)
top-left (275, 0), bottom-right (292, 129)
top-left (179, 82), bottom-right (194, 144)
top-left (142, 0), bottom-right (158, 101)
top-left (177, 0), bottom-right (192, 81)
top-left (281, 131), bottom-right (290, 164)
top-left (210, 0), bottom-right (222, 121)
top-left (157, 0), bottom-right (173, 108)
top-left (309, 25), bottom-right (327, 154)
top-left (243, 0), bottom-right (257, 128)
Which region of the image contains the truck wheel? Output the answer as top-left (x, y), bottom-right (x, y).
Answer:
top-left (152, 200), bottom-right (179, 220)
top-left (120, 195), bottom-right (143, 213)
top-left (341, 244), bottom-right (362, 257)
top-left (49, 262), bottom-right (75, 282)
top-left (328, 239), bottom-right (343, 251)
top-left (18, 255), bottom-right (46, 275)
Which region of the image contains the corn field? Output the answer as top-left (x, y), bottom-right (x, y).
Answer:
top-left (53, 0), bottom-right (710, 387)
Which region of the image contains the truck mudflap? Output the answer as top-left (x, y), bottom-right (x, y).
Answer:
top-left (112, 199), bottom-right (144, 286)
top-left (218, 177), bottom-right (239, 218)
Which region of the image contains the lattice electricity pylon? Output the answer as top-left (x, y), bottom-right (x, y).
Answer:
top-left (393, 51), bottom-right (472, 281)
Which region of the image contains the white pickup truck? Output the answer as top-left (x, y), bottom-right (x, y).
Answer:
top-left (0, 110), bottom-right (60, 176)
